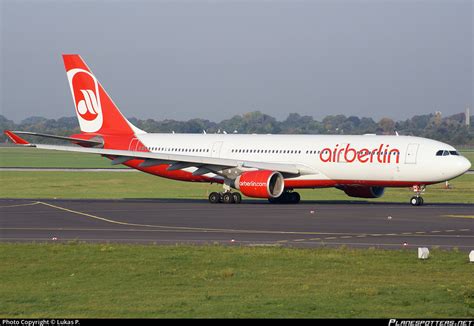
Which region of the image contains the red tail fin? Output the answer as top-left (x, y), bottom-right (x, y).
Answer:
top-left (63, 54), bottom-right (143, 136)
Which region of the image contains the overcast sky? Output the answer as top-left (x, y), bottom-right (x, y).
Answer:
top-left (0, 0), bottom-right (472, 122)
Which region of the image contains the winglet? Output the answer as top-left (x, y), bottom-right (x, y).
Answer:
top-left (4, 130), bottom-right (31, 145)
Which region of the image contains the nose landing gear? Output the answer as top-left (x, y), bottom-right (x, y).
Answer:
top-left (410, 196), bottom-right (424, 206)
top-left (410, 185), bottom-right (425, 206)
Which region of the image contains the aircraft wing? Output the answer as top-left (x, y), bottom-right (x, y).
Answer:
top-left (5, 130), bottom-right (316, 176)
top-left (35, 144), bottom-right (304, 175)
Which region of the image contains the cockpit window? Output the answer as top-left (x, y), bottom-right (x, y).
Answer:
top-left (436, 150), bottom-right (459, 156)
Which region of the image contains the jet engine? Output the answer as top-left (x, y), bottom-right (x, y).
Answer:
top-left (235, 170), bottom-right (285, 198)
top-left (341, 186), bottom-right (385, 198)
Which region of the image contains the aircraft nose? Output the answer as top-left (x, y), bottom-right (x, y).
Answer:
top-left (460, 156), bottom-right (472, 173)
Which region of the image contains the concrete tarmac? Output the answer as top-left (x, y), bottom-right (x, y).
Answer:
top-left (0, 199), bottom-right (472, 249)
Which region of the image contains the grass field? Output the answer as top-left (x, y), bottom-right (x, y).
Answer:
top-left (1, 171), bottom-right (473, 203)
top-left (0, 243), bottom-right (472, 318)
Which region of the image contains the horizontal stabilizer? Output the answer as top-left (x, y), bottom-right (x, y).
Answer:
top-left (4, 130), bottom-right (31, 145)
top-left (9, 131), bottom-right (103, 147)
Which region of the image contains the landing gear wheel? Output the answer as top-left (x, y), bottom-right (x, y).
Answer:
top-left (209, 191), bottom-right (242, 204)
top-left (232, 192), bottom-right (242, 204)
top-left (268, 191), bottom-right (301, 204)
top-left (410, 185), bottom-right (426, 206)
top-left (410, 196), bottom-right (423, 206)
top-left (289, 192), bottom-right (301, 204)
top-left (222, 192), bottom-right (234, 204)
top-left (209, 192), bottom-right (220, 204)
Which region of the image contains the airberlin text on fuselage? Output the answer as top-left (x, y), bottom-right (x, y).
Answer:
top-left (320, 144), bottom-right (400, 164)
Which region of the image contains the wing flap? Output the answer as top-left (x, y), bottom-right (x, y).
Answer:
top-left (111, 156), bottom-right (135, 165)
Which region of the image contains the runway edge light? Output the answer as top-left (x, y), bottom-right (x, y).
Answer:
top-left (418, 247), bottom-right (429, 260)
top-left (469, 250), bottom-right (474, 263)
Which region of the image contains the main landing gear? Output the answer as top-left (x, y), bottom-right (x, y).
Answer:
top-left (410, 185), bottom-right (425, 206)
top-left (268, 191), bottom-right (301, 204)
top-left (208, 191), bottom-right (301, 204)
top-left (208, 191), bottom-right (242, 204)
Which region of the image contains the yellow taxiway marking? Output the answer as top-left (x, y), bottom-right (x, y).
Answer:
top-left (33, 201), bottom-right (360, 237)
top-left (4, 201), bottom-right (471, 245)
top-left (0, 201), bottom-right (41, 208)
top-left (287, 228), bottom-right (472, 244)
top-left (443, 215), bottom-right (474, 219)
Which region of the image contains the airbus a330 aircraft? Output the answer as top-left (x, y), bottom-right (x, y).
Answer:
top-left (4, 55), bottom-right (471, 206)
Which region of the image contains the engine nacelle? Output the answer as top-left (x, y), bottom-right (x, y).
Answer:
top-left (235, 170), bottom-right (285, 198)
top-left (342, 186), bottom-right (385, 198)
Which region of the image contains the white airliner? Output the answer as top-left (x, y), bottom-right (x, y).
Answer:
top-left (5, 55), bottom-right (471, 206)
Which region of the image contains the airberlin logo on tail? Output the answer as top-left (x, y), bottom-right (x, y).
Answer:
top-left (320, 144), bottom-right (400, 164)
top-left (66, 68), bottom-right (103, 132)
top-left (77, 89), bottom-right (99, 121)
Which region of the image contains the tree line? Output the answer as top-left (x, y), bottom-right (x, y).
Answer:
top-left (1, 111), bottom-right (472, 145)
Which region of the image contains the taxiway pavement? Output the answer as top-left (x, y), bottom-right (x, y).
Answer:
top-left (0, 199), bottom-right (472, 249)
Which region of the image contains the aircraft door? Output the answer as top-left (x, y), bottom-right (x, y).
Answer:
top-left (405, 143), bottom-right (419, 164)
top-left (211, 141), bottom-right (223, 158)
